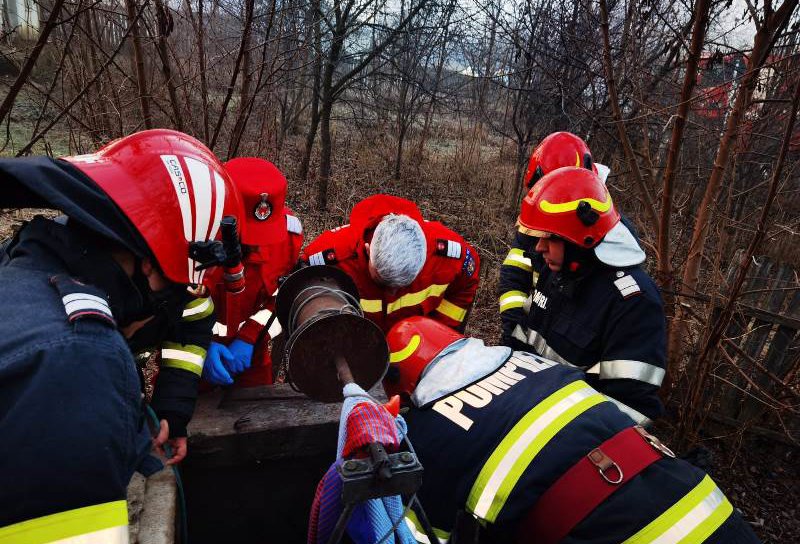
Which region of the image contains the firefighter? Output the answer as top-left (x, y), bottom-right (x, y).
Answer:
top-left (499, 132), bottom-right (641, 355)
top-left (503, 166), bottom-right (665, 422)
top-left (202, 157), bottom-right (304, 386)
top-left (0, 130), bottom-right (240, 540)
top-left (386, 317), bottom-right (761, 544)
top-left (301, 194), bottom-right (479, 332)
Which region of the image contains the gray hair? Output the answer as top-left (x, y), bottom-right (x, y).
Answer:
top-left (370, 214), bottom-right (426, 287)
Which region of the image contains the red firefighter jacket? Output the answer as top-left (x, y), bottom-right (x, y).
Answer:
top-left (302, 195), bottom-right (480, 332)
top-left (209, 211), bottom-right (303, 385)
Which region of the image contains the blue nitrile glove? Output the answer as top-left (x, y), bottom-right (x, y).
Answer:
top-left (226, 339), bottom-right (254, 374)
top-left (202, 342), bottom-right (235, 385)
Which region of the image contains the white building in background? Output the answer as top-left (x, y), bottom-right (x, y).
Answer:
top-left (2, 0), bottom-right (40, 39)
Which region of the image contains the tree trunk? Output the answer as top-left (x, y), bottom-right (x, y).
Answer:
top-left (153, 0), bottom-right (184, 131)
top-left (298, 0), bottom-right (322, 180)
top-left (198, 0), bottom-right (210, 141)
top-left (657, 0), bottom-right (711, 288)
top-left (667, 0), bottom-right (797, 371)
top-left (209, 0), bottom-right (254, 150)
top-left (598, 0), bottom-right (658, 234)
top-left (0, 0), bottom-right (67, 128)
top-left (317, 100), bottom-right (333, 209)
top-left (124, 0), bottom-right (152, 129)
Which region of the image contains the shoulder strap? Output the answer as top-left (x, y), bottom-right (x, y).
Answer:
top-left (50, 274), bottom-right (116, 327)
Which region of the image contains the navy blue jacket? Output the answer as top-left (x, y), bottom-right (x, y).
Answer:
top-left (0, 223), bottom-right (154, 526)
top-left (500, 232), bottom-right (666, 420)
top-left (405, 352), bottom-right (760, 543)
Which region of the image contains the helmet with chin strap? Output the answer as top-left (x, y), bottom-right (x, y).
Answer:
top-left (524, 132), bottom-right (596, 189)
top-left (63, 129), bottom-right (243, 285)
top-left (384, 316), bottom-right (464, 398)
top-left (517, 166), bottom-right (620, 249)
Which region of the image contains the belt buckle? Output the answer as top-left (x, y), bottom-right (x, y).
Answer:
top-left (634, 426), bottom-right (676, 458)
top-left (587, 448), bottom-right (624, 485)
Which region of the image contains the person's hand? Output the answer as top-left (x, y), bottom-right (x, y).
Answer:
top-left (202, 342), bottom-right (235, 385)
top-left (152, 420), bottom-right (188, 465)
top-left (226, 339), bottom-right (254, 374)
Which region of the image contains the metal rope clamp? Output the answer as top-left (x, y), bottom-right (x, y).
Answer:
top-left (274, 265), bottom-right (389, 402)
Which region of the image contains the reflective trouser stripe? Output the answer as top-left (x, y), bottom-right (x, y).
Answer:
top-left (360, 298), bottom-right (382, 313)
top-left (390, 334), bottom-right (421, 363)
top-left (404, 510), bottom-right (449, 544)
top-left (502, 249), bottom-right (532, 272)
top-left (467, 381), bottom-right (607, 522)
top-left (436, 299), bottom-right (467, 322)
top-left (623, 475), bottom-right (733, 544)
top-left (0, 500), bottom-right (128, 544)
top-left (499, 290), bottom-right (527, 313)
top-left (588, 360), bottom-right (666, 386)
top-left (161, 342), bottom-right (207, 375)
top-left (182, 296), bottom-right (214, 321)
top-left (386, 284), bottom-right (449, 314)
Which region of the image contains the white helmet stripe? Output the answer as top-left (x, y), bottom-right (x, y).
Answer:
top-left (160, 155), bottom-right (193, 242)
top-left (185, 157), bottom-right (213, 242)
top-left (210, 170), bottom-right (226, 242)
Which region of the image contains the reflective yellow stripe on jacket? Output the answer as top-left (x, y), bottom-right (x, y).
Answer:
top-left (360, 298), bottom-right (382, 313)
top-left (623, 475), bottom-right (733, 544)
top-left (435, 299), bottom-right (467, 323)
top-left (404, 509), bottom-right (450, 544)
top-left (502, 248), bottom-right (532, 272)
top-left (0, 500), bottom-right (128, 544)
top-left (386, 284), bottom-right (449, 315)
top-left (161, 341), bottom-right (207, 376)
top-left (499, 290), bottom-right (527, 313)
top-left (181, 296), bottom-right (214, 322)
top-left (466, 381), bottom-right (607, 522)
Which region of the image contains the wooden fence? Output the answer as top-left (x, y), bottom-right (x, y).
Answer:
top-left (711, 250), bottom-right (800, 440)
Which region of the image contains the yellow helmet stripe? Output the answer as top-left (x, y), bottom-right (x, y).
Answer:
top-left (390, 334), bottom-right (421, 363)
top-left (539, 192), bottom-right (612, 214)
top-left (575, 151), bottom-right (581, 167)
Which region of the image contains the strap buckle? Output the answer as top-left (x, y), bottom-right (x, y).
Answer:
top-left (634, 425), bottom-right (676, 458)
top-left (587, 448), bottom-right (624, 485)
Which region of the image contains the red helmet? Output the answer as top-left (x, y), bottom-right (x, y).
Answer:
top-left (384, 316), bottom-right (464, 398)
top-left (517, 167), bottom-right (620, 248)
top-left (524, 132), bottom-right (595, 188)
top-left (63, 129), bottom-right (243, 285)
top-left (225, 157), bottom-right (289, 246)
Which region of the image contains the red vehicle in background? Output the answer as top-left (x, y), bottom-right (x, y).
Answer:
top-left (694, 51), bottom-right (747, 119)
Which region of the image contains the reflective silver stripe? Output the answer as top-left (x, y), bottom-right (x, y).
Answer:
top-left (447, 240), bottom-right (462, 259)
top-left (182, 297), bottom-right (213, 318)
top-left (286, 214), bottom-right (303, 234)
top-left (511, 325), bottom-right (578, 368)
top-left (605, 396), bottom-right (652, 426)
top-left (622, 475), bottom-right (733, 544)
top-left (250, 309), bottom-right (283, 338)
top-left (251, 309), bottom-right (272, 326)
top-left (309, 252), bottom-right (325, 266)
top-left (63, 299), bottom-right (112, 316)
top-left (599, 360), bottom-right (665, 386)
top-left (614, 274), bottom-right (641, 297)
top-left (62, 293), bottom-right (109, 307)
top-left (161, 348), bottom-right (204, 369)
top-left (50, 525), bottom-right (129, 543)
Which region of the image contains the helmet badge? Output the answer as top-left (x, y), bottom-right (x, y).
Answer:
top-left (254, 193), bottom-right (272, 221)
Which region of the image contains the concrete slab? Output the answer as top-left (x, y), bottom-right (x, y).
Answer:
top-left (127, 469), bottom-right (176, 544)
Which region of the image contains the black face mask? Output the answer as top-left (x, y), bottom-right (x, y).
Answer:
top-left (125, 265), bottom-right (187, 352)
